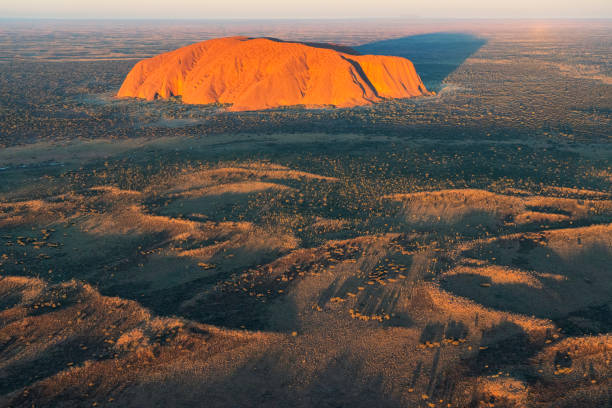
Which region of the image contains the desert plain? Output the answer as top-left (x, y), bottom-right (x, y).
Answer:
top-left (0, 19), bottom-right (611, 407)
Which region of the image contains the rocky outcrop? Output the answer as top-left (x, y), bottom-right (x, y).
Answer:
top-left (117, 36), bottom-right (429, 111)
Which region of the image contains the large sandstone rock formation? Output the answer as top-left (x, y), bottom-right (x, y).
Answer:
top-left (117, 36), bottom-right (429, 111)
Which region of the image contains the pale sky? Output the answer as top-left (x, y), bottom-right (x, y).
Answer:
top-left (2, 0), bottom-right (611, 19)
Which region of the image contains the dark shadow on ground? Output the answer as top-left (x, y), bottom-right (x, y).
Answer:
top-left (355, 33), bottom-right (487, 91)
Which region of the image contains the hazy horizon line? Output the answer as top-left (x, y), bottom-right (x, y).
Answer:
top-left (2, 16), bottom-right (612, 21)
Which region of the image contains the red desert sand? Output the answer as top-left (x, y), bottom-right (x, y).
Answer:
top-left (117, 36), bottom-right (429, 111)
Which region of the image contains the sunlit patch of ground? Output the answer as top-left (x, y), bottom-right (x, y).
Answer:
top-left (0, 275), bottom-right (278, 408)
top-left (383, 189), bottom-right (612, 234)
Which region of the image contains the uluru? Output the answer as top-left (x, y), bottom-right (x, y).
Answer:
top-left (117, 36), bottom-right (429, 111)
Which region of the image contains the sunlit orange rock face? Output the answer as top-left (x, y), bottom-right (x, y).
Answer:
top-left (117, 36), bottom-right (429, 111)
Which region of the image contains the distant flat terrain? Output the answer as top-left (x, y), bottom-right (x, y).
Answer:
top-left (0, 19), bottom-right (611, 408)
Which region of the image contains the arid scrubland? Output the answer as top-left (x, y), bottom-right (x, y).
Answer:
top-left (1, 20), bottom-right (611, 408)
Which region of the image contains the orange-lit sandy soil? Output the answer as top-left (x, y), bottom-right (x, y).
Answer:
top-left (0, 19), bottom-right (611, 408)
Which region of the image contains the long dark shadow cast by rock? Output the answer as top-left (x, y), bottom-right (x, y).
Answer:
top-left (355, 32), bottom-right (488, 91)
